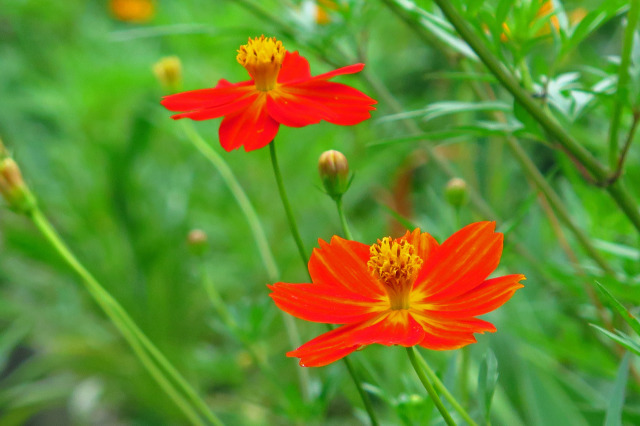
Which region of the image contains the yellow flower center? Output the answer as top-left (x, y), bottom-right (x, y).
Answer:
top-left (368, 238), bottom-right (423, 310)
top-left (236, 35), bottom-right (286, 92)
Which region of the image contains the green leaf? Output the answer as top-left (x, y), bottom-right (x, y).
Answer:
top-left (604, 353), bottom-right (630, 426)
top-left (590, 325), bottom-right (640, 357)
top-left (378, 101), bottom-right (511, 124)
top-left (478, 349), bottom-right (499, 424)
top-left (513, 99), bottom-right (545, 140)
top-left (594, 282), bottom-right (640, 336)
top-left (592, 239), bottom-right (640, 261)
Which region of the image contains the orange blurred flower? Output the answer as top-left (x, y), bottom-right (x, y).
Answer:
top-left (498, 1), bottom-right (587, 41)
top-left (315, 0), bottom-right (340, 25)
top-left (161, 36), bottom-right (376, 152)
top-left (109, 0), bottom-right (154, 23)
top-left (269, 222), bottom-right (525, 367)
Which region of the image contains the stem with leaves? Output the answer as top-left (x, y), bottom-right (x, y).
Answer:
top-left (430, 0), bottom-right (640, 233)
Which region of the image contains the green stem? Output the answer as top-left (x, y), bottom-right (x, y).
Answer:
top-left (181, 123), bottom-right (309, 400)
top-left (406, 347), bottom-right (456, 426)
top-left (268, 141), bottom-right (308, 266)
top-left (342, 354), bottom-right (380, 426)
top-left (28, 208), bottom-right (221, 426)
top-left (335, 197), bottom-right (353, 240)
top-left (460, 346), bottom-right (470, 406)
top-left (268, 141), bottom-right (378, 424)
top-left (414, 351), bottom-right (478, 426)
top-left (608, 0), bottom-right (640, 169)
top-left (431, 0), bottom-right (640, 233)
top-left (182, 122), bottom-right (279, 282)
top-left (330, 199), bottom-right (379, 426)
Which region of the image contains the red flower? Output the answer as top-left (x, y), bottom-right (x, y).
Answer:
top-left (161, 36), bottom-right (377, 152)
top-left (269, 222), bottom-right (524, 367)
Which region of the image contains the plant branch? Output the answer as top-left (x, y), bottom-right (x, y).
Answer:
top-left (608, 0), bottom-right (640, 169)
top-left (429, 0), bottom-right (640, 233)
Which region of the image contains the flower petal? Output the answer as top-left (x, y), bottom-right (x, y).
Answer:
top-left (425, 274), bottom-right (525, 318)
top-left (414, 222), bottom-right (503, 302)
top-left (277, 51), bottom-right (311, 83)
top-left (311, 63), bottom-right (366, 81)
top-left (411, 311), bottom-right (497, 350)
top-left (268, 282), bottom-right (381, 324)
top-left (288, 311), bottom-right (425, 367)
top-left (308, 236), bottom-right (386, 301)
top-left (400, 228), bottom-right (439, 263)
top-left (267, 81), bottom-right (376, 127)
top-left (218, 95), bottom-right (280, 151)
top-left (161, 79), bottom-right (254, 113)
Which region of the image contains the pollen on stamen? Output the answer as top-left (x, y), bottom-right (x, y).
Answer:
top-left (236, 35), bottom-right (286, 92)
top-left (367, 238), bottom-right (423, 291)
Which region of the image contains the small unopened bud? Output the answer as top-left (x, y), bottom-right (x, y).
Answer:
top-left (318, 150), bottom-right (350, 200)
top-left (153, 56), bottom-right (182, 93)
top-left (445, 177), bottom-right (468, 208)
top-left (187, 229), bottom-right (208, 256)
top-left (0, 158), bottom-right (36, 214)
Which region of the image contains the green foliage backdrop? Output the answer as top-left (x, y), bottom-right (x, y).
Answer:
top-left (1, 0), bottom-right (639, 424)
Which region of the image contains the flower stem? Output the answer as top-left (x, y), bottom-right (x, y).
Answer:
top-left (608, 0), bottom-right (640, 169)
top-left (28, 208), bottom-right (221, 426)
top-left (335, 197), bottom-right (353, 240)
top-left (269, 141), bottom-right (308, 266)
top-left (181, 123), bottom-right (310, 400)
top-left (414, 350), bottom-right (478, 426)
top-left (329, 198), bottom-right (379, 426)
top-left (431, 0), bottom-right (640, 234)
top-left (406, 347), bottom-right (456, 426)
top-left (182, 122), bottom-right (279, 281)
top-left (341, 353), bottom-right (380, 426)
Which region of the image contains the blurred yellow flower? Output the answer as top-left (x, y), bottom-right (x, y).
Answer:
top-left (109, 0), bottom-right (154, 23)
top-left (153, 56), bottom-right (183, 93)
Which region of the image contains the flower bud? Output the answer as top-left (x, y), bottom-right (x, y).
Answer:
top-left (318, 150), bottom-right (350, 201)
top-left (445, 177), bottom-right (468, 209)
top-left (109, 0), bottom-right (154, 23)
top-left (187, 229), bottom-right (208, 256)
top-left (153, 56), bottom-right (182, 93)
top-left (0, 157), bottom-right (36, 214)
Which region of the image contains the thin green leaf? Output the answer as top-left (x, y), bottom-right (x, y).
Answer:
top-left (478, 350), bottom-right (499, 424)
top-left (590, 325), bottom-right (640, 357)
top-left (605, 353), bottom-right (630, 426)
top-left (377, 101), bottom-right (511, 124)
top-left (594, 281), bottom-right (640, 336)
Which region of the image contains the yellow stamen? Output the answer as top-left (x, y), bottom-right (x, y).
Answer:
top-left (236, 35), bottom-right (286, 92)
top-left (368, 238), bottom-right (423, 310)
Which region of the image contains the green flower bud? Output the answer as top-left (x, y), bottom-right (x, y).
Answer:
top-left (445, 177), bottom-right (468, 208)
top-left (318, 150), bottom-right (350, 201)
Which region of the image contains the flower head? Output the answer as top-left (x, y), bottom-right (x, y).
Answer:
top-left (269, 222), bottom-right (524, 367)
top-left (109, 0), bottom-right (154, 23)
top-left (161, 36), bottom-right (377, 152)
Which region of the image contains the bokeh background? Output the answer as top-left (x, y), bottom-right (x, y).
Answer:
top-left (1, 0), bottom-right (639, 424)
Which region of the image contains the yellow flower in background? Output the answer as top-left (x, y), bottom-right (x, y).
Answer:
top-left (109, 0), bottom-right (154, 23)
top-left (153, 56), bottom-right (183, 93)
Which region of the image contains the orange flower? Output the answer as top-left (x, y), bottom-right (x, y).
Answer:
top-left (161, 36), bottom-right (376, 152)
top-left (269, 222), bottom-right (524, 367)
top-left (109, 0), bottom-right (154, 23)
top-left (315, 0), bottom-right (340, 25)
top-left (498, 1), bottom-right (587, 41)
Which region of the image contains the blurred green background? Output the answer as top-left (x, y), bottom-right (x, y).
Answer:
top-left (1, 0), bottom-right (639, 424)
